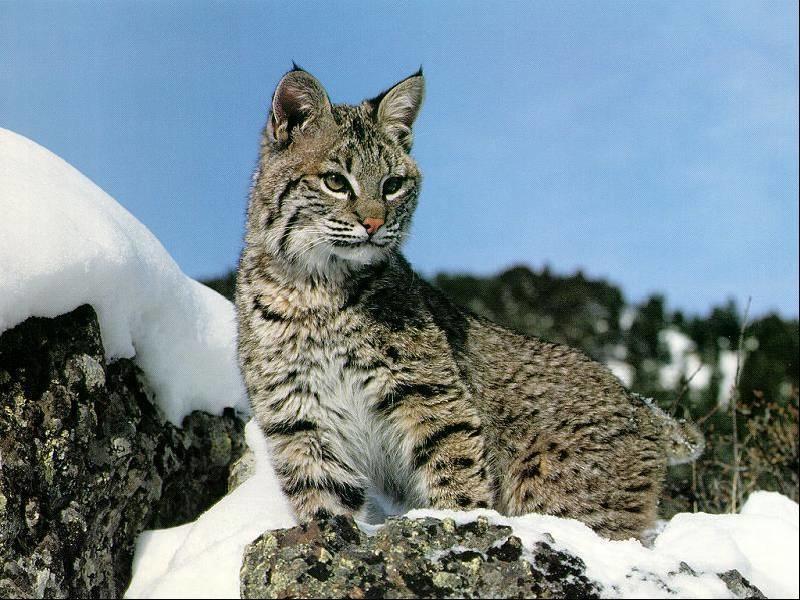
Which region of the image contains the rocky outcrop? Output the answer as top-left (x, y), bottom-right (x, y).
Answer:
top-left (0, 305), bottom-right (245, 598)
top-left (240, 514), bottom-right (767, 599)
top-left (717, 570), bottom-right (767, 599)
top-left (240, 514), bottom-right (601, 599)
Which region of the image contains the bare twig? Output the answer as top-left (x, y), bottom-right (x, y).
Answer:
top-left (670, 362), bottom-right (705, 416)
top-left (730, 296), bottom-right (752, 513)
top-left (697, 402), bottom-right (720, 425)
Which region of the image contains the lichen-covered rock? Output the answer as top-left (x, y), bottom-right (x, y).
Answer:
top-left (718, 570), bottom-right (767, 599)
top-left (0, 305), bottom-right (245, 598)
top-left (241, 514), bottom-right (767, 599)
top-left (227, 447), bottom-right (256, 492)
top-left (240, 514), bottom-right (602, 599)
top-left (151, 408), bottom-right (246, 529)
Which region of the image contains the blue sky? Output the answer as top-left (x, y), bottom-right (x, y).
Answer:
top-left (1, 0), bottom-right (797, 317)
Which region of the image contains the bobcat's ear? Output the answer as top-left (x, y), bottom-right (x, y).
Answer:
top-left (367, 69), bottom-right (425, 151)
top-left (267, 67), bottom-right (332, 145)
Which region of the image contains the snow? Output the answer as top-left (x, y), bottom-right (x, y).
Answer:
top-left (717, 350), bottom-right (739, 408)
top-left (0, 128), bottom-right (247, 423)
top-left (619, 306), bottom-right (637, 331)
top-left (606, 358), bottom-right (635, 388)
top-left (655, 492), bottom-right (799, 599)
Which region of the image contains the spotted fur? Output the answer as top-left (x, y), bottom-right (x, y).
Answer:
top-left (236, 68), bottom-right (702, 539)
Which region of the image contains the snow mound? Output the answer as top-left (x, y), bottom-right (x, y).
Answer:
top-left (654, 492), bottom-right (799, 598)
top-left (0, 128), bottom-right (247, 423)
top-left (127, 419), bottom-right (799, 599)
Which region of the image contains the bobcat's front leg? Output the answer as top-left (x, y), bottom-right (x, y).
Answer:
top-left (376, 382), bottom-right (494, 510)
top-left (258, 404), bottom-right (366, 520)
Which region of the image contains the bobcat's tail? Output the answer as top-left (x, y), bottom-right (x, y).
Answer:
top-left (632, 393), bottom-right (705, 466)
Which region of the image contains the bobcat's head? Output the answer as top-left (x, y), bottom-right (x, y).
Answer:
top-left (248, 67), bottom-right (425, 278)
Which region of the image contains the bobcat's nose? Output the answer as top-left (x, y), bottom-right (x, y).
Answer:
top-left (363, 217), bottom-right (384, 236)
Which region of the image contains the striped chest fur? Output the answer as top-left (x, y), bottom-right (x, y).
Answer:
top-left (238, 272), bottom-right (424, 520)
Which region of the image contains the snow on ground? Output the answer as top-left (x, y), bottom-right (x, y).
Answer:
top-left (0, 128), bottom-right (247, 423)
top-left (655, 492), bottom-right (798, 599)
top-left (128, 418), bottom-right (799, 599)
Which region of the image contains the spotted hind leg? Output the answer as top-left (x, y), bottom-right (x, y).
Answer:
top-left (499, 427), bottom-right (663, 540)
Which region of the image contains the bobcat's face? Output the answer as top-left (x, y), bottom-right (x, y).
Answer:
top-left (250, 69), bottom-right (424, 277)
top-left (280, 107), bottom-right (421, 269)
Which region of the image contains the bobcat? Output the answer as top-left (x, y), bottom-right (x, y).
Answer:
top-left (235, 67), bottom-right (702, 540)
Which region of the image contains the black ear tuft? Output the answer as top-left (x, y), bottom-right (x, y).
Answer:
top-left (267, 69), bottom-right (331, 146)
top-left (366, 71), bottom-right (425, 151)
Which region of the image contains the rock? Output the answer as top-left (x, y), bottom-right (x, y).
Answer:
top-left (241, 514), bottom-right (768, 600)
top-left (227, 448), bottom-right (256, 493)
top-left (240, 514), bottom-right (602, 599)
top-left (0, 305), bottom-right (245, 598)
top-left (718, 570), bottom-right (767, 599)
top-left (152, 408), bottom-right (246, 529)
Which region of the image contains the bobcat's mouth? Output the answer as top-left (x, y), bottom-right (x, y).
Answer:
top-left (322, 221), bottom-right (400, 266)
top-left (330, 238), bottom-right (368, 247)
top-left (328, 238), bottom-right (387, 265)
top-left (329, 238), bottom-right (389, 248)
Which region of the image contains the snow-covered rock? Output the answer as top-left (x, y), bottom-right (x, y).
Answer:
top-left (0, 305), bottom-right (246, 598)
top-left (655, 492), bottom-right (799, 599)
top-left (239, 513), bottom-right (604, 598)
top-left (0, 128), bottom-right (247, 424)
top-left (125, 421), bottom-right (296, 599)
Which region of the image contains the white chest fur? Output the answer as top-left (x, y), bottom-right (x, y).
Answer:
top-left (305, 349), bottom-right (418, 521)
top-left (243, 276), bottom-right (423, 521)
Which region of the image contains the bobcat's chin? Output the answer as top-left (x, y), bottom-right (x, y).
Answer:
top-left (329, 241), bottom-right (387, 266)
top-left (288, 239), bottom-right (387, 278)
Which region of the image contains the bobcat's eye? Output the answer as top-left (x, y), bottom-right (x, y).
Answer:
top-left (322, 173), bottom-right (349, 195)
top-left (383, 177), bottom-right (404, 197)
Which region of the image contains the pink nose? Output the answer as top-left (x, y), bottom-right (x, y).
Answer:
top-left (363, 218), bottom-right (384, 236)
